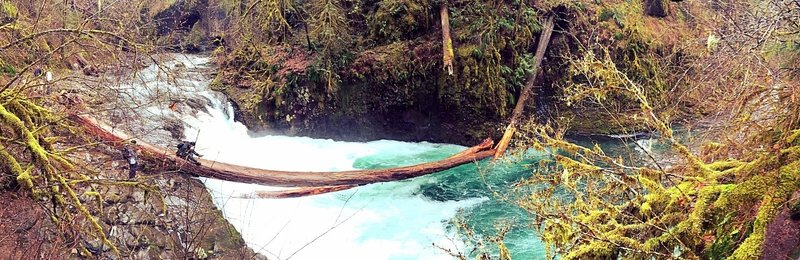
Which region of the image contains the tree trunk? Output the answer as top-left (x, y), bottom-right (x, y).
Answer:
top-left (73, 114), bottom-right (495, 189)
top-left (305, 22), bottom-right (313, 51)
top-left (237, 185), bottom-right (361, 199)
top-left (493, 15), bottom-right (555, 160)
top-left (441, 3), bottom-right (454, 76)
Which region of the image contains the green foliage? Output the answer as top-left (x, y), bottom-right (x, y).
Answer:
top-left (305, 0), bottom-right (349, 93)
top-left (560, 47), bottom-right (671, 139)
top-left (220, 0), bottom-right (554, 130)
top-left (542, 0), bottom-right (696, 135)
top-left (250, 0), bottom-right (295, 42)
top-left (764, 36), bottom-right (800, 79)
top-left (368, 0), bottom-right (431, 42)
top-left (511, 3), bottom-right (800, 252)
top-left (437, 0), bottom-right (541, 117)
top-left (0, 2), bottom-right (182, 255)
top-left (212, 43), bottom-right (336, 129)
top-left (0, 59), bottom-right (14, 75)
top-left (561, 3), bottom-right (670, 107)
top-left (0, 0), bottom-right (17, 27)
top-left (707, 34), bottom-right (720, 52)
top-left (707, 213), bottom-right (740, 260)
top-left (1, 1), bottom-right (17, 18)
top-left (308, 0), bottom-right (348, 56)
top-left (519, 110), bottom-right (800, 259)
top-left (449, 43), bottom-right (510, 115)
top-left (0, 92), bottom-right (122, 255)
top-left (515, 40), bottom-right (800, 258)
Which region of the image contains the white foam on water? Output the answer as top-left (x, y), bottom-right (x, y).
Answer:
top-left (186, 103), bottom-right (486, 259)
top-left (204, 179), bottom-right (485, 260)
top-left (127, 54), bottom-right (487, 259)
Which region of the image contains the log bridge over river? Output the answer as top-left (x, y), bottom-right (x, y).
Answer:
top-left (67, 14), bottom-right (555, 198)
top-left (72, 114), bottom-right (495, 198)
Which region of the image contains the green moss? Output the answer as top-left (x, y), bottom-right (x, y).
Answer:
top-left (211, 0), bottom-right (538, 141)
top-left (0, 92), bottom-right (129, 255)
top-left (368, 0), bottom-right (431, 42)
top-left (2, 1), bottom-right (17, 19)
top-left (523, 116), bottom-right (800, 258)
top-left (714, 176), bottom-right (767, 210)
top-left (559, 110), bottom-right (647, 135)
top-left (183, 21), bottom-right (207, 49)
top-left (208, 76), bottom-right (226, 92)
top-left (498, 241), bottom-right (511, 260)
top-left (787, 129), bottom-right (800, 145)
top-left (728, 195), bottom-right (774, 259)
top-left (0, 59), bottom-right (15, 75)
top-left (598, 8), bottom-right (616, 22)
top-left (552, 0), bottom-right (688, 135)
top-left (566, 240), bottom-right (614, 259)
top-left (707, 159), bottom-right (743, 172)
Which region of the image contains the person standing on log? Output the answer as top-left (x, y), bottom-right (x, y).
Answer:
top-left (176, 141), bottom-right (202, 166)
top-left (122, 140), bottom-right (139, 179)
top-left (44, 70), bottom-right (53, 95)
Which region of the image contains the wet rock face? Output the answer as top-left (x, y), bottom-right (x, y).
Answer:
top-left (152, 0), bottom-right (229, 53)
top-left (761, 193), bottom-right (800, 260)
top-left (53, 55), bottom-right (263, 259)
top-left (215, 44), bottom-right (506, 146)
top-left (644, 0), bottom-right (668, 17)
top-left (2, 154), bottom-right (260, 259)
top-left (222, 79), bottom-right (504, 145)
top-left (91, 175), bottom-right (260, 259)
top-left (162, 117), bottom-right (186, 140)
top-left (70, 148), bottom-right (261, 259)
top-left (791, 199), bottom-right (800, 220)
top-left (153, 1), bottom-right (204, 36)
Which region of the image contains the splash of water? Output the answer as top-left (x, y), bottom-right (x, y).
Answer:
top-left (118, 54), bottom-right (551, 259)
top-left (121, 55), bottom-right (490, 259)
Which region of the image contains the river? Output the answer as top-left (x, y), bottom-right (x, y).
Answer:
top-left (120, 54), bottom-right (649, 259)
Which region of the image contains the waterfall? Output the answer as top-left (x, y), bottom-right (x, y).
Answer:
top-left (122, 54), bottom-right (490, 259)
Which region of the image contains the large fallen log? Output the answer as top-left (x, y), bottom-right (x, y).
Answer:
top-left (73, 114), bottom-right (495, 188)
top-left (219, 142), bottom-right (495, 198)
top-left (493, 15), bottom-right (555, 160)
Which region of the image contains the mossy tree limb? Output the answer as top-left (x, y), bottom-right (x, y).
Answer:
top-left (440, 2), bottom-right (454, 76)
top-left (516, 34), bottom-right (800, 258)
top-left (494, 15), bottom-right (554, 160)
top-left (0, 99), bottom-right (122, 255)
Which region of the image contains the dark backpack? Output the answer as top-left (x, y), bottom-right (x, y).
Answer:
top-left (122, 147), bottom-right (133, 159)
top-left (177, 142), bottom-right (190, 156)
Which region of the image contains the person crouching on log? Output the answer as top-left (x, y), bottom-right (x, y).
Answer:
top-left (176, 141), bottom-right (202, 166)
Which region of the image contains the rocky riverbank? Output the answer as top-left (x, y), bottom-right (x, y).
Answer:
top-left (1, 54), bottom-right (264, 259)
top-left (1, 122), bottom-right (261, 259)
